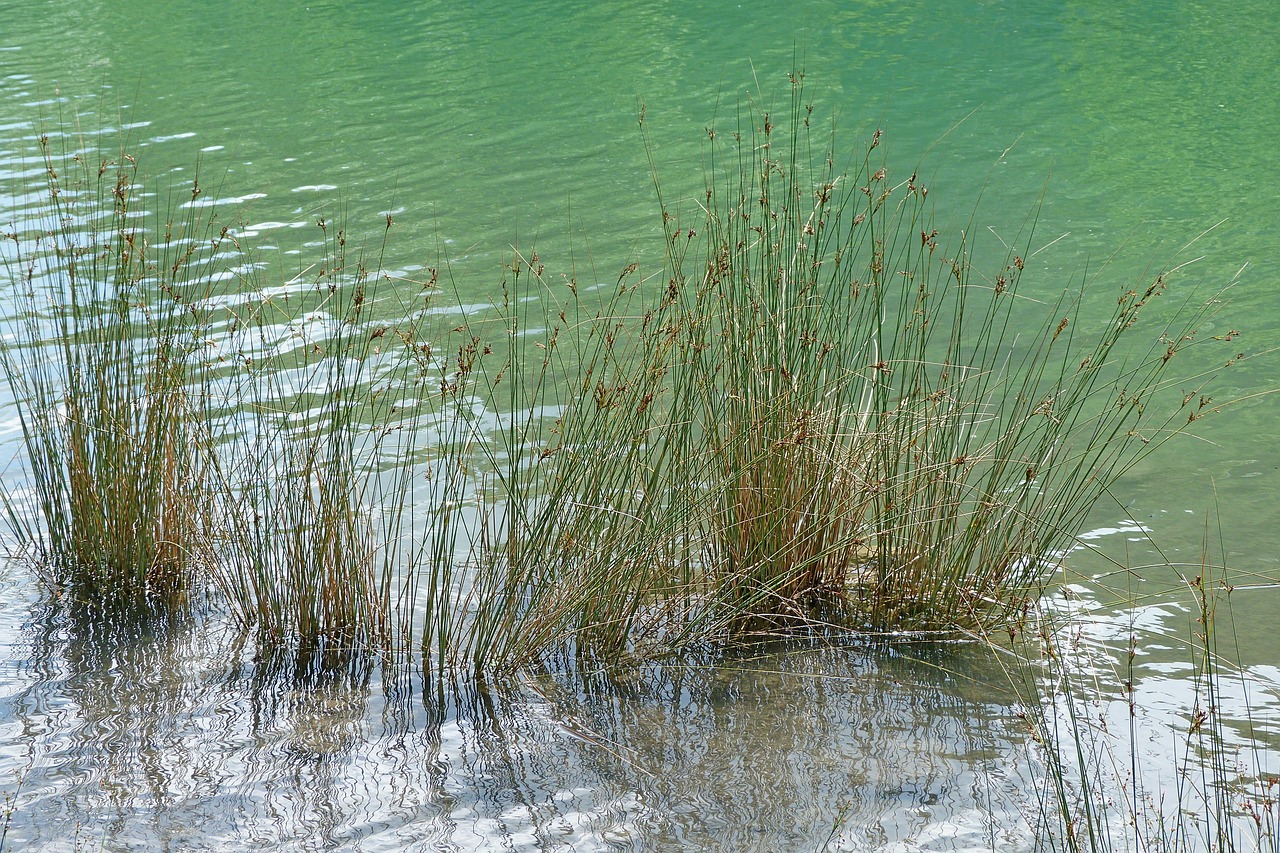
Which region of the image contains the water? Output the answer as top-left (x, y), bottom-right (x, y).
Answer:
top-left (2, 0), bottom-right (1279, 849)
top-left (1, 590), bottom-right (1037, 850)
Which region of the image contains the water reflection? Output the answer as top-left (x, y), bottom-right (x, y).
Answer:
top-left (511, 644), bottom-right (1033, 851)
top-left (0, 594), bottom-right (1036, 851)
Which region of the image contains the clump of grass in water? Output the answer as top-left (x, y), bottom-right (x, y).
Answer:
top-left (0, 74), bottom-right (1238, 674)
top-left (0, 126), bottom-right (222, 611)
top-left (659, 72), bottom-right (1234, 638)
top-left (655, 74), bottom-right (1233, 637)
top-left (421, 242), bottom-right (699, 673)
top-left (203, 213), bottom-right (444, 664)
top-left (442, 69), bottom-right (1237, 672)
top-left (0, 116), bottom-right (452, 658)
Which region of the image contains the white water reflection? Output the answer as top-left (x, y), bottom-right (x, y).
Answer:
top-left (1028, 523), bottom-right (1280, 849)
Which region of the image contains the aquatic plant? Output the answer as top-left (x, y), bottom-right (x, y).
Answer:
top-left (0, 117), bottom-right (472, 659)
top-left (433, 70), bottom-right (1236, 672)
top-left (202, 215), bottom-right (439, 660)
top-left (0, 127), bottom-right (220, 610)
top-left (0, 81), bottom-right (1270, 853)
top-left (422, 248), bottom-right (683, 672)
top-left (655, 72), bottom-right (1231, 638)
top-left (0, 72), bottom-right (1240, 675)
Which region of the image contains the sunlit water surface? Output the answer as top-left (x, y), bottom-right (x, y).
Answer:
top-left (2, 1), bottom-right (1279, 849)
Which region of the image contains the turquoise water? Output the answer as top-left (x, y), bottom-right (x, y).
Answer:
top-left (2, 1), bottom-right (1279, 848)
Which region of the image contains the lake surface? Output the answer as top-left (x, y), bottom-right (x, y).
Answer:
top-left (1, 1), bottom-right (1278, 849)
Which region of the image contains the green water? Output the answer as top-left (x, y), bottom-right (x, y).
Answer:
top-left (2, 1), bottom-right (1279, 849)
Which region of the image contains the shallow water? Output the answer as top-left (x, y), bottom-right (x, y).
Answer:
top-left (2, 1), bottom-right (1279, 849)
top-left (0, 579), bottom-right (1039, 850)
top-left (1, 560), bottom-right (1274, 850)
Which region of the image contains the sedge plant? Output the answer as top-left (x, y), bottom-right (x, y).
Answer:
top-left (652, 71), bottom-right (1231, 637)
top-left (434, 69), bottom-right (1237, 672)
top-left (1008, 519), bottom-right (1279, 852)
top-left (0, 125), bottom-right (223, 611)
top-left (201, 215), bottom-right (442, 662)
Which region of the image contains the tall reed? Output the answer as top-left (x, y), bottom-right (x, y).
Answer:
top-left (0, 73), bottom-right (1239, 674)
top-left (0, 116), bottom-right (457, 655)
top-left (663, 72), bottom-right (1231, 636)
top-left (202, 216), bottom-right (437, 660)
top-left (0, 126), bottom-right (220, 610)
top-left (438, 69), bottom-right (1236, 672)
top-left (386, 239), bottom-right (663, 674)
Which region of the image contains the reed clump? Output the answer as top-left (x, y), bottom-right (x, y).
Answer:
top-left (439, 70), bottom-right (1235, 671)
top-left (0, 121), bottom-right (438, 658)
top-left (655, 73), bottom-right (1228, 638)
top-left (0, 129), bottom-right (219, 610)
top-left (0, 74), bottom-right (1239, 674)
top-left (199, 217), bottom-right (439, 661)
top-left (0, 76), bottom-right (1267, 853)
